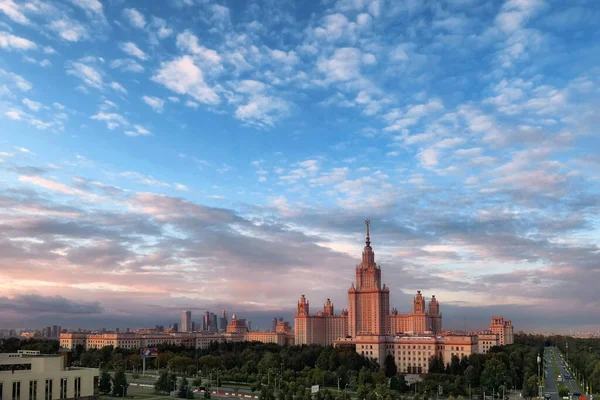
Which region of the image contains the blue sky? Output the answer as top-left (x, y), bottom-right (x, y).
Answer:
top-left (0, 0), bottom-right (599, 332)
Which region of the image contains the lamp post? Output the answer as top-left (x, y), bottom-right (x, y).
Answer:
top-left (121, 385), bottom-right (126, 398)
top-left (537, 353), bottom-right (541, 400)
top-left (344, 384), bottom-right (349, 400)
top-left (338, 378), bottom-right (342, 393)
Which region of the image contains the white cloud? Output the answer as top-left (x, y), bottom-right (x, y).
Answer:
top-left (142, 96), bottom-right (165, 113)
top-left (0, 69), bottom-right (32, 91)
top-left (124, 124), bottom-right (151, 137)
top-left (22, 98), bottom-right (42, 111)
top-left (152, 55), bottom-right (220, 105)
top-left (233, 80), bottom-right (289, 127)
top-left (66, 62), bottom-right (103, 89)
top-left (110, 58), bottom-right (144, 73)
top-left (150, 17), bottom-right (172, 40)
top-left (123, 8), bottom-right (146, 28)
top-left (317, 47), bottom-right (363, 82)
top-left (14, 146), bottom-right (35, 155)
top-left (91, 112), bottom-right (128, 130)
top-left (49, 19), bottom-right (88, 42)
top-left (110, 81), bottom-right (127, 94)
top-left (418, 148), bottom-right (438, 167)
top-left (70, 0), bottom-right (105, 19)
top-left (175, 183), bottom-right (189, 192)
top-left (435, 137), bottom-right (466, 149)
top-left (175, 30), bottom-right (221, 65)
top-left (0, 0), bottom-right (30, 25)
top-left (43, 46), bottom-right (56, 54)
top-left (0, 31), bottom-right (37, 50)
top-left (4, 109), bottom-right (23, 120)
top-left (185, 100), bottom-right (199, 109)
top-left (119, 42), bottom-right (147, 61)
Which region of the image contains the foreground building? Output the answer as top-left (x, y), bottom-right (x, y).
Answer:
top-left (489, 317), bottom-right (514, 345)
top-left (0, 350), bottom-right (98, 400)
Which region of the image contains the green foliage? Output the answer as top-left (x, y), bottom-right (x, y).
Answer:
top-left (99, 370), bottom-right (112, 394)
top-left (155, 371), bottom-right (177, 393)
top-left (192, 377), bottom-right (203, 387)
top-left (480, 359), bottom-right (510, 392)
top-left (558, 383), bottom-right (569, 397)
top-left (384, 355), bottom-right (397, 378)
top-left (112, 368), bottom-right (128, 397)
top-left (179, 377), bottom-right (190, 398)
top-left (204, 385), bottom-right (211, 399)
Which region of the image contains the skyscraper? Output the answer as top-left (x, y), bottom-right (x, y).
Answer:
top-left (272, 318), bottom-right (277, 332)
top-left (348, 220), bottom-right (390, 336)
top-left (181, 310), bottom-right (192, 332)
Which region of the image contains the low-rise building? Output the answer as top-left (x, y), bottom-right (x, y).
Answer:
top-left (477, 332), bottom-right (500, 354)
top-left (0, 350), bottom-right (98, 400)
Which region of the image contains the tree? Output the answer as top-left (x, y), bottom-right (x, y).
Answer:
top-left (384, 355), bottom-right (397, 378)
top-left (193, 377), bottom-right (203, 388)
top-left (481, 359), bottom-right (509, 393)
top-left (99, 370), bottom-right (112, 394)
top-left (204, 384), bottom-right (211, 399)
top-left (179, 377), bottom-right (190, 398)
top-left (155, 371), bottom-right (177, 393)
top-left (112, 368), bottom-right (128, 397)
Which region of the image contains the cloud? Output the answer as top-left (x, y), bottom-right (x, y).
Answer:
top-left (110, 81), bottom-right (127, 94)
top-left (124, 125), bottom-right (151, 137)
top-left (123, 8), bottom-right (146, 28)
top-left (0, 68), bottom-right (32, 91)
top-left (119, 41), bottom-right (147, 60)
top-left (0, 31), bottom-right (37, 50)
top-left (91, 112), bottom-right (128, 130)
top-left (110, 58), bottom-right (144, 73)
top-left (48, 19), bottom-right (88, 42)
top-left (418, 148), bottom-right (439, 167)
top-left (0, 0), bottom-right (30, 25)
top-left (0, 294), bottom-right (103, 315)
top-left (152, 55), bottom-right (220, 105)
top-left (142, 96), bottom-right (165, 112)
top-left (66, 61), bottom-right (103, 88)
top-left (317, 47), bottom-right (363, 82)
top-left (22, 98), bottom-right (42, 111)
top-left (69, 0), bottom-right (105, 21)
top-left (175, 30), bottom-right (221, 65)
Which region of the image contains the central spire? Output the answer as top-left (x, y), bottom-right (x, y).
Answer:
top-left (361, 219), bottom-right (376, 269)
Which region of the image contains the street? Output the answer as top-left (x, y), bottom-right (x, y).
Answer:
top-left (544, 347), bottom-right (583, 400)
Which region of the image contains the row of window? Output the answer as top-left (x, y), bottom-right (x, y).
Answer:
top-left (2, 377), bottom-right (81, 400)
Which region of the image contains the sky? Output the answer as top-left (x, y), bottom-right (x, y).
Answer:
top-left (0, 0), bottom-right (599, 333)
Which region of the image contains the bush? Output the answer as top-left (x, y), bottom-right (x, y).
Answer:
top-left (132, 373), bottom-right (140, 379)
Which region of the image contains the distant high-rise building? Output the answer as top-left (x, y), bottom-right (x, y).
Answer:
top-left (172, 322), bottom-right (178, 332)
top-left (191, 321), bottom-right (196, 332)
top-left (115, 328), bottom-right (120, 333)
top-left (212, 313), bottom-right (218, 332)
top-left (248, 321), bottom-right (252, 332)
top-left (181, 310), bottom-right (192, 332)
top-left (272, 318), bottom-right (277, 332)
top-left (222, 309), bottom-right (228, 321)
top-left (126, 328), bottom-right (130, 333)
top-left (203, 311), bottom-right (210, 331)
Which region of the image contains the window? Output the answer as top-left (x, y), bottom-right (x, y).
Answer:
top-left (60, 379), bottom-right (67, 399)
top-left (29, 381), bottom-right (37, 400)
top-left (74, 378), bottom-right (81, 398)
top-left (45, 380), bottom-right (53, 400)
top-left (12, 382), bottom-right (21, 400)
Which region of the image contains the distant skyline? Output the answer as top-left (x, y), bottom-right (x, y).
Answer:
top-left (0, 0), bottom-right (599, 332)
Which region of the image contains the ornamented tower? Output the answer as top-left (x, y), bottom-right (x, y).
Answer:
top-left (323, 298), bottom-right (334, 316)
top-left (348, 220), bottom-right (390, 337)
top-left (428, 295), bottom-right (442, 334)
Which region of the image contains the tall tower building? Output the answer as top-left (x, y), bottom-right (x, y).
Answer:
top-left (428, 295), bottom-right (442, 334)
top-left (348, 220), bottom-right (390, 337)
top-left (323, 299), bottom-right (334, 316)
top-left (181, 310), bottom-right (192, 333)
top-left (272, 318), bottom-right (278, 332)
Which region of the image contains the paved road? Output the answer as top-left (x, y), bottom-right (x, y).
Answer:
top-left (544, 347), bottom-right (583, 400)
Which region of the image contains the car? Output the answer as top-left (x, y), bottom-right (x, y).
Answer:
top-left (573, 393), bottom-right (580, 397)
top-left (545, 394), bottom-right (552, 400)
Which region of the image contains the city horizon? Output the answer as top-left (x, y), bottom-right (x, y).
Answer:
top-left (1, 0), bottom-right (599, 334)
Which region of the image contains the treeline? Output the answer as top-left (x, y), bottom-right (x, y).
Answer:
top-left (1, 334), bottom-right (552, 399)
top-left (545, 336), bottom-right (600, 394)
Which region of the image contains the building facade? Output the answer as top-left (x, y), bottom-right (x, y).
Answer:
top-left (477, 332), bottom-right (500, 354)
top-left (181, 311), bottom-right (192, 333)
top-left (489, 317), bottom-right (514, 345)
top-left (295, 221), bottom-right (444, 345)
top-left (0, 351), bottom-right (98, 400)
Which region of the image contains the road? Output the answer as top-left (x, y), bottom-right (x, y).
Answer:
top-left (544, 347), bottom-right (583, 400)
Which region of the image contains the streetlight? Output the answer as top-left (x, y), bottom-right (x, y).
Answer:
top-left (537, 353), bottom-right (541, 400)
top-left (121, 385), bottom-right (126, 398)
top-left (338, 377), bottom-right (342, 393)
top-left (344, 384), bottom-right (349, 400)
